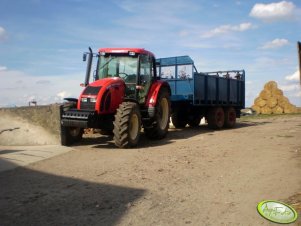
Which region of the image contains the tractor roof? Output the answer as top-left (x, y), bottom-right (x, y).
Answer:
top-left (98, 48), bottom-right (155, 57)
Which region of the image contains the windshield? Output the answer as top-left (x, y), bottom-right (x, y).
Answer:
top-left (97, 55), bottom-right (138, 81)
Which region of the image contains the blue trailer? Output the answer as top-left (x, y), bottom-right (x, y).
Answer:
top-left (156, 56), bottom-right (245, 129)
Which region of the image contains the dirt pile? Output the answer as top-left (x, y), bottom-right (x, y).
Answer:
top-left (251, 81), bottom-right (299, 114)
top-left (0, 113), bottom-right (59, 146)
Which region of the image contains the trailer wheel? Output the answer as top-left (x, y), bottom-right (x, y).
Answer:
top-left (171, 110), bottom-right (187, 128)
top-left (224, 107), bottom-right (236, 128)
top-left (61, 127), bottom-right (83, 146)
top-left (113, 102), bottom-right (141, 148)
top-left (207, 107), bottom-right (224, 129)
top-left (145, 88), bottom-right (170, 139)
top-left (188, 115), bottom-right (201, 127)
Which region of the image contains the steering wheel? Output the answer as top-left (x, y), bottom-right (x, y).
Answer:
top-left (119, 72), bottom-right (129, 80)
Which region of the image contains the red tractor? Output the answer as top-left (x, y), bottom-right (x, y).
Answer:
top-left (60, 47), bottom-right (171, 148)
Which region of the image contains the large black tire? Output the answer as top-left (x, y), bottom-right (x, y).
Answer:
top-left (113, 102), bottom-right (141, 148)
top-left (207, 107), bottom-right (224, 129)
top-left (188, 114), bottom-right (201, 127)
top-left (61, 127), bottom-right (84, 146)
top-left (145, 88), bottom-right (171, 139)
top-left (60, 101), bottom-right (83, 146)
top-left (224, 107), bottom-right (236, 128)
top-left (171, 109), bottom-right (187, 128)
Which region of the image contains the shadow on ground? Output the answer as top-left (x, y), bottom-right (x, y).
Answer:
top-left (70, 120), bottom-right (271, 149)
top-left (0, 158), bottom-right (145, 226)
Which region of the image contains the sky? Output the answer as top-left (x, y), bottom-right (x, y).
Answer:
top-left (0, 0), bottom-right (300, 107)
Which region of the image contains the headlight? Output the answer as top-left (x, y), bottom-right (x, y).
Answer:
top-left (90, 98), bottom-right (97, 103)
top-left (81, 98), bottom-right (88, 102)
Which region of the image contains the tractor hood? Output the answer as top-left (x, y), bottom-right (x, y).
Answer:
top-left (78, 77), bottom-right (125, 114)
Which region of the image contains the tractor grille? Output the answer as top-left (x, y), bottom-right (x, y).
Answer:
top-left (80, 101), bottom-right (95, 110)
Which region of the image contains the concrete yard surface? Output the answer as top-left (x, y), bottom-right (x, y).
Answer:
top-left (0, 145), bottom-right (73, 172)
top-left (0, 115), bottom-right (301, 225)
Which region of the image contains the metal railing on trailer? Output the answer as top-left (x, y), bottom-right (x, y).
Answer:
top-left (156, 56), bottom-right (245, 109)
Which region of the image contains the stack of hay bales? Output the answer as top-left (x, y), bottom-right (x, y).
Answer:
top-left (252, 81), bottom-right (299, 114)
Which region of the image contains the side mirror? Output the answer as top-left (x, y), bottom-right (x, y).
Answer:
top-left (83, 53), bottom-right (87, 62)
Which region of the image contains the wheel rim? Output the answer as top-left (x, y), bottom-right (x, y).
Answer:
top-left (129, 113), bottom-right (139, 140)
top-left (216, 109), bottom-right (224, 126)
top-left (229, 111), bottom-right (236, 123)
top-left (158, 98), bottom-right (169, 129)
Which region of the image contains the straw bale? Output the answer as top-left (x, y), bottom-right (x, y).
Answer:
top-left (264, 81), bottom-right (278, 90)
top-left (255, 97), bottom-right (266, 107)
top-left (272, 106), bottom-right (283, 114)
top-left (284, 104), bottom-right (298, 114)
top-left (271, 88), bottom-right (283, 97)
top-left (254, 97), bottom-right (261, 103)
top-left (266, 97), bottom-right (277, 108)
top-left (277, 96), bottom-right (289, 108)
top-left (251, 105), bottom-right (261, 114)
top-left (261, 106), bottom-right (272, 114)
top-left (259, 90), bottom-right (272, 100)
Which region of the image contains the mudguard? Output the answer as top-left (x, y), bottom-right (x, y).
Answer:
top-left (145, 80), bottom-right (171, 108)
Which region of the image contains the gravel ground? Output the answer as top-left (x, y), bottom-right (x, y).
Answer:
top-left (0, 115), bottom-right (301, 226)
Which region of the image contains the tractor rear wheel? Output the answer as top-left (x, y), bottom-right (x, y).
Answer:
top-left (145, 88), bottom-right (170, 139)
top-left (224, 107), bottom-right (236, 128)
top-left (207, 107), bottom-right (224, 129)
top-left (113, 102), bottom-right (141, 148)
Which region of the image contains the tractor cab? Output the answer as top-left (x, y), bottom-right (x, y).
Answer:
top-left (92, 48), bottom-right (156, 103)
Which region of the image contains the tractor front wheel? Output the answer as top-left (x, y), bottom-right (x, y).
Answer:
top-left (61, 127), bottom-right (83, 146)
top-left (113, 102), bottom-right (141, 148)
top-left (145, 88), bottom-right (171, 139)
top-left (60, 101), bottom-right (83, 146)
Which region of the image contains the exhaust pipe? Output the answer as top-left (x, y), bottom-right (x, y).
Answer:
top-left (84, 47), bottom-right (93, 87)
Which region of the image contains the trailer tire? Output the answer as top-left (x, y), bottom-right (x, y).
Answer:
top-left (224, 107), bottom-right (236, 128)
top-left (188, 115), bottom-right (201, 127)
top-left (113, 102), bottom-right (141, 148)
top-left (171, 110), bottom-right (187, 128)
top-left (145, 88), bottom-right (170, 139)
top-left (207, 107), bottom-right (224, 129)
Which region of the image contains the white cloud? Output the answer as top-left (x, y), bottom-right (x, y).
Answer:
top-left (250, 1), bottom-right (297, 22)
top-left (279, 83), bottom-right (299, 91)
top-left (56, 91), bottom-right (71, 100)
top-left (0, 65), bottom-right (7, 71)
top-left (285, 70), bottom-right (299, 81)
top-left (261, 38), bottom-right (289, 49)
top-left (0, 69), bottom-right (83, 107)
top-left (279, 70), bottom-right (301, 105)
top-left (201, 22), bottom-right (256, 38)
top-left (0, 26), bottom-right (7, 41)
